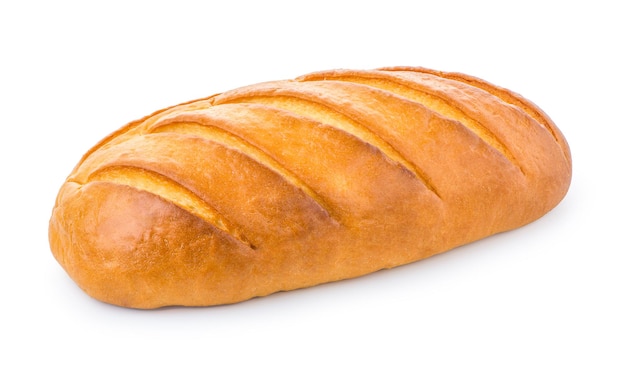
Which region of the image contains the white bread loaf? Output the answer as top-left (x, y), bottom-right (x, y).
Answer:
top-left (49, 67), bottom-right (572, 308)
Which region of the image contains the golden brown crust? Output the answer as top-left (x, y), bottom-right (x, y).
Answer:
top-left (49, 67), bottom-right (572, 308)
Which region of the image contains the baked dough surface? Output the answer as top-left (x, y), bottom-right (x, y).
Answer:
top-left (49, 67), bottom-right (572, 308)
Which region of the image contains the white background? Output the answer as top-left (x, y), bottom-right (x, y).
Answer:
top-left (1, 1), bottom-right (624, 376)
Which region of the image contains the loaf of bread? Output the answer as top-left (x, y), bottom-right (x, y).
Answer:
top-left (49, 66), bottom-right (572, 308)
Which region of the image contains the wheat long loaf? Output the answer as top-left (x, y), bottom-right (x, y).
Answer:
top-left (49, 67), bottom-right (572, 308)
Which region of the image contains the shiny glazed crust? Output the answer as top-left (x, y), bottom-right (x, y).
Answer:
top-left (49, 67), bottom-right (572, 308)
